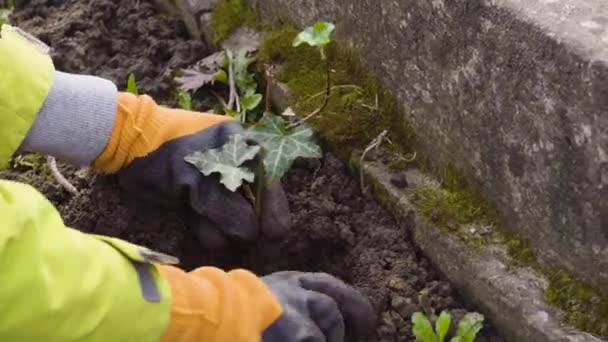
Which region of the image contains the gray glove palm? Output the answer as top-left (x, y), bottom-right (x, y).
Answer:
top-left (262, 272), bottom-right (376, 342)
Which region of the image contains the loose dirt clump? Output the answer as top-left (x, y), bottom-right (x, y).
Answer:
top-left (3, 1), bottom-right (503, 341)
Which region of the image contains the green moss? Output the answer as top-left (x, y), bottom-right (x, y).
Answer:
top-left (546, 271), bottom-right (608, 338)
top-left (412, 163), bottom-right (497, 232)
top-left (211, 0), bottom-right (257, 45)
top-left (10, 153), bottom-right (48, 173)
top-left (503, 233), bottom-right (536, 265)
top-left (259, 26), bottom-right (415, 161)
top-left (412, 186), bottom-right (486, 230)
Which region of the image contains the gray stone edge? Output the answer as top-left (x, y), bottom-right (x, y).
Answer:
top-left (357, 161), bottom-right (603, 342)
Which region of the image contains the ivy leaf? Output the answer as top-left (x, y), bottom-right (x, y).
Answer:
top-left (454, 313), bottom-right (484, 342)
top-left (293, 22), bottom-right (335, 47)
top-left (411, 312), bottom-right (437, 342)
top-left (240, 93), bottom-right (262, 111)
top-left (250, 115), bottom-right (322, 180)
top-left (184, 134), bottom-right (260, 192)
top-left (126, 73), bottom-right (139, 95)
top-left (435, 311), bottom-right (452, 342)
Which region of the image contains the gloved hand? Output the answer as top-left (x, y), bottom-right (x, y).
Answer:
top-left (95, 93), bottom-right (291, 249)
top-left (22, 73), bottom-right (291, 249)
top-left (261, 272), bottom-right (377, 342)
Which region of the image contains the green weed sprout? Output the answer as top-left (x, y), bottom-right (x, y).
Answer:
top-left (412, 311), bottom-right (484, 342)
top-left (126, 73), bottom-right (139, 95)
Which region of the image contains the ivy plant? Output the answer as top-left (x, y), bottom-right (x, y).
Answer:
top-left (179, 22), bottom-right (335, 216)
top-left (412, 311), bottom-right (484, 342)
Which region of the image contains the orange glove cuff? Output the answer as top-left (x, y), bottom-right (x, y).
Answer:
top-left (94, 92), bottom-right (232, 174)
top-left (158, 265), bottom-right (283, 342)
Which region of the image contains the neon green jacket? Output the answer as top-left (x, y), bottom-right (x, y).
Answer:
top-left (0, 24), bottom-right (171, 341)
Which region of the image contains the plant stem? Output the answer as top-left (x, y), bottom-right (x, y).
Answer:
top-left (227, 50), bottom-right (240, 113)
top-left (264, 64), bottom-right (274, 113)
top-left (254, 151), bottom-right (266, 223)
top-left (287, 50), bottom-right (332, 129)
top-left (47, 156), bottom-right (78, 195)
top-left (359, 130), bottom-right (388, 192)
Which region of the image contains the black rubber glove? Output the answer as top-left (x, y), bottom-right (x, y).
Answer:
top-left (262, 272), bottom-right (377, 342)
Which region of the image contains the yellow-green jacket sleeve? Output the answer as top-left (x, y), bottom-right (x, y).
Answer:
top-left (0, 179), bottom-right (172, 341)
top-left (0, 24), bottom-right (173, 341)
top-left (0, 24), bottom-right (53, 168)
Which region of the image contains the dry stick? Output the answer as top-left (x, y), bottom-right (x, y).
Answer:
top-left (359, 130), bottom-right (388, 192)
top-left (287, 51), bottom-right (332, 129)
top-left (226, 50), bottom-right (240, 113)
top-left (47, 156), bottom-right (78, 195)
top-left (211, 90), bottom-right (228, 110)
top-left (264, 64), bottom-right (274, 113)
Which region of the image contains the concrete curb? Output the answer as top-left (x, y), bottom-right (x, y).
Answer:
top-left (357, 161), bottom-right (603, 342)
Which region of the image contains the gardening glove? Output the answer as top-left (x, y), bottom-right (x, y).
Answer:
top-left (94, 92), bottom-right (291, 249)
top-left (20, 60), bottom-right (291, 248)
top-left (261, 271), bottom-right (377, 342)
top-left (159, 267), bottom-right (376, 342)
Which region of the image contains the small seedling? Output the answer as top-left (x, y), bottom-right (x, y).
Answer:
top-left (412, 311), bottom-right (484, 342)
top-left (126, 73), bottom-right (139, 95)
top-left (177, 90), bottom-right (192, 110)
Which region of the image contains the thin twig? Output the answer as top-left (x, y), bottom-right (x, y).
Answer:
top-left (359, 130), bottom-right (388, 192)
top-left (301, 85), bottom-right (363, 104)
top-left (264, 64), bottom-right (274, 113)
top-left (211, 90), bottom-right (228, 109)
top-left (47, 156), bottom-right (78, 195)
top-left (287, 55), bottom-right (332, 129)
top-left (226, 50), bottom-right (240, 112)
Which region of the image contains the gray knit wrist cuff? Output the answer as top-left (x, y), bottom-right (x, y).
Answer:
top-left (22, 71), bottom-right (118, 166)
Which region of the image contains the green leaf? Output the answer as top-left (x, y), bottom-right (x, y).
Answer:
top-left (250, 115), bottom-right (322, 180)
top-left (240, 93), bottom-right (262, 111)
top-left (412, 312), bottom-right (437, 342)
top-left (232, 50), bottom-right (258, 96)
top-left (126, 73), bottom-right (139, 95)
top-left (455, 313), bottom-right (484, 342)
top-left (215, 69), bottom-right (228, 83)
top-left (293, 22), bottom-right (335, 47)
top-left (436, 311), bottom-right (452, 342)
top-left (177, 90), bottom-right (192, 110)
top-left (184, 134), bottom-right (260, 192)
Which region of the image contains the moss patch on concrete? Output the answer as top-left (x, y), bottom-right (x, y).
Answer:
top-left (211, 0), bottom-right (257, 45)
top-left (546, 271), bottom-right (608, 337)
top-left (258, 26), bottom-right (415, 161)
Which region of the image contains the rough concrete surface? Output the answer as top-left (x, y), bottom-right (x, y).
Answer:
top-left (360, 161), bottom-right (603, 342)
top-left (228, 0), bottom-right (608, 294)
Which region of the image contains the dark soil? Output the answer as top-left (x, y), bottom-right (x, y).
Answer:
top-left (4, 1), bottom-right (503, 341)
